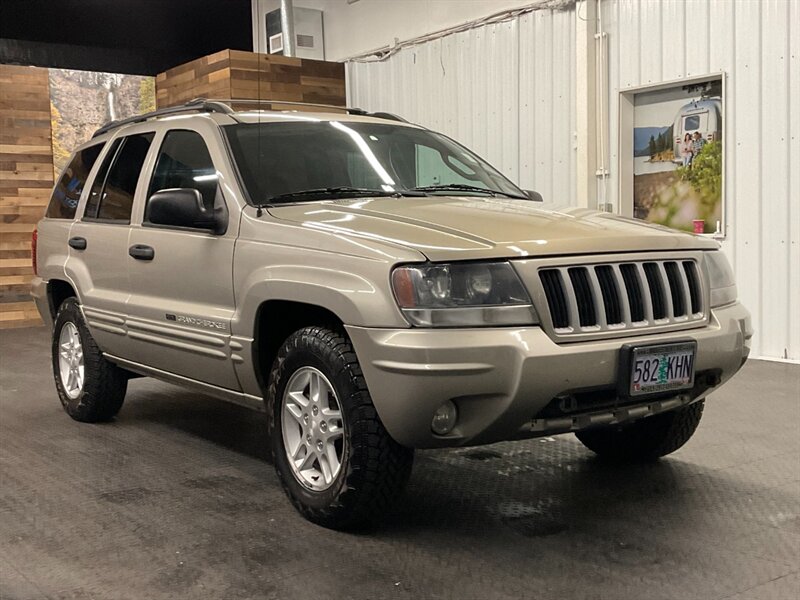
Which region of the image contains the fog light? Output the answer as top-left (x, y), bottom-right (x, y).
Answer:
top-left (431, 401), bottom-right (458, 435)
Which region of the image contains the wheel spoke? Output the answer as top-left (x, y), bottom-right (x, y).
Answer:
top-left (319, 452), bottom-right (333, 484)
top-left (296, 448), bottom-right (318, 472)
top-left (324, 443), bottom-right (340, 478)
top-left (288, 390), bottom-right (309, 409)
top-left (309, 372), bottom-right (321, 404)
top-left (285, 402), bottom-right (304, 424)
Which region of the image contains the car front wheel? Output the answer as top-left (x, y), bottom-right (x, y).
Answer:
top-left (267, 326), bottom-right (413, 529)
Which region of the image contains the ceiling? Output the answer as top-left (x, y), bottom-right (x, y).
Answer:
top-left (0, 0), bottom-right (252, 74)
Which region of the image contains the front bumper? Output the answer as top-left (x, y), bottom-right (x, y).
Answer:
top-left (346, 301), bottom-right (752, 448)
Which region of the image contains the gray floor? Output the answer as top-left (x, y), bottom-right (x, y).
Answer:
top-left (1, 327), bottom-right (798, 600)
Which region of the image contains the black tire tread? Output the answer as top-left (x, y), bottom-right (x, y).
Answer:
top-left (267, 326), bottom-right (413, 529)
top-left (575, 401), bottom-right (704, 462)
top-left (52, 297), bottom-right (127, 422)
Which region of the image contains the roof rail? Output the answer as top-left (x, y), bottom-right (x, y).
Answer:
top-left (92, 98), bottom-right (409, 138)
top-left (92, 98), bottom-right (235, 138)
top-left (202, 98), bottom-right (370, 115)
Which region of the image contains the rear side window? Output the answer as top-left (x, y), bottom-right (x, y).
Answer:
top-left (147, 130), bottom-right (217, 217)
top-left (46, 144), bottom-right (104, 219)
top-left (85, 139), bottom-right (122, 218)
top-left (85, 133), bottom-right (154, 222)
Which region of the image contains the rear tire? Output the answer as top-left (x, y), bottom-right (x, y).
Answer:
top-left (575, 401), bottom-right (704, 462)
top-left (52, 297), bottom-right (127, 422)
top-left (267, 326), bottom-right (413, 530)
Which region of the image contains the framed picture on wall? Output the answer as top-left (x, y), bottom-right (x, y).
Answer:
top-left (619, 74), bottom-right (725, 236)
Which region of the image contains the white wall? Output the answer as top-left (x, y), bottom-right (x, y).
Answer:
top-left (601, 0), bottom-right (800, 361)
top-left (347, 6), bottom-right (577, 203)
top-left (254, 0), bottom-right (538, 61)
top-left (346, 0), bottom-right (799, 361)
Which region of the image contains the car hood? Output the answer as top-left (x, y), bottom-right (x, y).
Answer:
top-left (267, 196), bottom-right (718, 262)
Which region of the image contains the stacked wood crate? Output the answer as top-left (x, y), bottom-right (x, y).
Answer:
top-left (0, 64), bottom-right (51, 328)
top-left (156, 49), bottom-right (346, 108)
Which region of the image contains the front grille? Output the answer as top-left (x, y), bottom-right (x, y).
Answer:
top-left (537, 259), bottom-right (705, 337)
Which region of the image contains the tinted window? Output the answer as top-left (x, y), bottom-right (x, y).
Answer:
top-left (95, 133), bottom-right (154, 222)
top-left (46, 144), bottom-right (104, 218)
top-left (683, 115), bottom-right (701, 131)
top-left (223, 122), bottom-right (524, 204)
top-left (84, 139), bottom-right (122, 219)
top-left (147, 130), bottom-right (217, 218)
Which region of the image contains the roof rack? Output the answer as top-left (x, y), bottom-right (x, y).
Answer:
top-left (92, 98), bottom-right (234, 138)
top-left (203, 99), bottom-right (408, 122)
top-left (92, 97), bottom-right (409, 138)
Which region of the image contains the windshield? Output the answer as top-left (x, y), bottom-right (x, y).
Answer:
top-left (223, 120), bottom-right (527, 204)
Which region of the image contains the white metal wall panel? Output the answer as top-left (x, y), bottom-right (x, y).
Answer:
top-left (346, 0), bottom-right (797, 360)
top-left (346, 7), bottom-right (577, 204)
top-left (603, 0), bottom-right (799, 360)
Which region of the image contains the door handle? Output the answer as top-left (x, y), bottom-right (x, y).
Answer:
top-left (128, 244), bottom-right (155, 261)
top-left (68, 236), bottom-right (87, 250)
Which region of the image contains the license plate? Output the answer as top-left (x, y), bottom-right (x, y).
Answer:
top-left (625, 342), bottom-right (696, 397)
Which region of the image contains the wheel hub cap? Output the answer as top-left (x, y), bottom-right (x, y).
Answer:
top-left (58, 322), bottom-right (84, 399)
top-left (281, 367), bottom-right (344, 491)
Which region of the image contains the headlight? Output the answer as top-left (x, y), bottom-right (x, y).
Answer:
top-left (704, 251), bottom-right (737, 307)
top-left (391, 261), bottom-right (537, 327)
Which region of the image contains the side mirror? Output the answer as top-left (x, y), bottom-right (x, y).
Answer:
top-left (525, 190), bottom-right (544, 202)
top-left (147, 188), bottom-right (224, 234)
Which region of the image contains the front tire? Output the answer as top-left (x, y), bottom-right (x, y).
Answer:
top-left (575, 401), bottom-right (704, 462)
top-left (52, 298), bottom-right (127, 422)
top-left (267, 326), bottom-right (413, 529)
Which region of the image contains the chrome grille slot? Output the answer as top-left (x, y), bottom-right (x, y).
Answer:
top-left (643, 262), bottom-right (667, 319)
top-left (683, 261), bottom-right (702, 315)
top-left (664, 261), bottom-right (686, 317)
top-left (568, 267), bottom-right (597, 327)
top-left (595, 265), bottom-right (622, 325)
top-left (535, 257), bottom-right (707, 339)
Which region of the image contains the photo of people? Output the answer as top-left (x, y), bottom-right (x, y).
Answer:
top-left (633, 78), bottom-right (722, 234)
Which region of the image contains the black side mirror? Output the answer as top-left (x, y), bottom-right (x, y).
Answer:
top-left (147, 188), bottom-right (225, 234)
top-left (525, 190), bottom-right (544, 202)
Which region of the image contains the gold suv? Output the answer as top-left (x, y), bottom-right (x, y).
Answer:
top-left (32, 99), bottom-right (752, 529)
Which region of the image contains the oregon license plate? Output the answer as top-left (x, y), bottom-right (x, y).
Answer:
top-left (626, 342), bottom-right (696, 397)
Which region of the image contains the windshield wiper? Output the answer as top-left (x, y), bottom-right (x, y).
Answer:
top-left (411, 183), bottom-right (528, 200)
top-left (264, 186), bottom-right (426, 205)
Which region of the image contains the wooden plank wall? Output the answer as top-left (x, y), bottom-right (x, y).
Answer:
top-left (0, 64), bottom-right (51, 328)
top-left (156, 49), bottom-right (345, 108)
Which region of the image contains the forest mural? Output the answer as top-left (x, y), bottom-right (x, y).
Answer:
top-left (49, 69), bottom-right (156, 176)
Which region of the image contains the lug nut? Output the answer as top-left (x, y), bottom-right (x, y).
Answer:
top-left (303, 414), bottom-right (309, 425)
top-left (316, 440), bottom-right (323, 452)
top-left (306, 434), bottom-right (312, 445)
top-left (312, 405), bottom-right (319, 416)
top-left (319, 421), bottom-right (327, 432)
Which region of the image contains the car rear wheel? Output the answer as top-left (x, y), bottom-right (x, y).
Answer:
top-left (575, 400), bottom-right (704, 462)
top-left (52, 297), bottom-right (127, 422)
top-left (267, 326), bottom-right (413, 529)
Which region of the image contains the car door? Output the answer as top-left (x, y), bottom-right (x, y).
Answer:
top-left (124, 126), bottom-right (240, 390)
top-left (66, 132), bottom-right (154, 356)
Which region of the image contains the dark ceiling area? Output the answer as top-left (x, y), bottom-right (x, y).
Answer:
top-left (0, 0), bottom-right (252, 75)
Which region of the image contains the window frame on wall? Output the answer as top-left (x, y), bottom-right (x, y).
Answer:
top-left (617, 72), bottom-right (726, 239)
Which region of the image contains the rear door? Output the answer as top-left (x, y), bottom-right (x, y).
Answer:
top-left (65, 132), bottom-right (154, 356)
top-left (124, 126), bottom-right (240, 390)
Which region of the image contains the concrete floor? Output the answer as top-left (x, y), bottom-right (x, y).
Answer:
top-left (1, 327), bottom-right (798, 600)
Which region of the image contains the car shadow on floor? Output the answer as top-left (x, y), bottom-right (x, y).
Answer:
top-left (118, 378), bottom-right (788, 545)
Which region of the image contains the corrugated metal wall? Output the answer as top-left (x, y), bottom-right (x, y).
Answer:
top-left (346, 0), bottom-right (799, 360)
top-left (602, 0), bottom-right (799, 360)
top-left (346, 7), bottom-right (577, 204)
